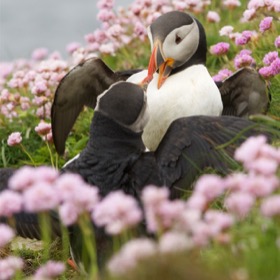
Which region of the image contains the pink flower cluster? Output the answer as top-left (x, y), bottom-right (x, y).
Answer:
top-left (209, 42), bottom-right (230, 56)
top-left (0, 256), bottom-right (24, 280)
top-left (93, 190), bottom-right (142, 235)
top-left (212, 68), bottom-right (233, 82)
top-left (33, 261), bottom-right (65, 279)
top-left (259, 51), bottom-right (280, 79)
top-left (0, 224), bottom-right (15, 248)
top-left (108, 136), bottom-right (280, 276)
top-left (234, 49), bottom-right (255, 69)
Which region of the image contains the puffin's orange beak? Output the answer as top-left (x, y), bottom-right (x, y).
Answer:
top-left (141, 40), bottom-right (174, 89)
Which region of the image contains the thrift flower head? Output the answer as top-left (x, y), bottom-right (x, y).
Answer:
top-left (223, 0), bottom-right (241, 8)
top-left (224, 192), bottom-right (255, 218)
top-left (212, 68), bottom-right (233, 82)
top-left (259, 17), bottom-right (273, 33)
top-left (9, 166), bottom-right (58, 191)
top-left (219, 25), bottom-right (234, 37)
top-left (0, 256), bottom-right (24, 280)
top-left (263, 51), bottom-right (278, 65)
top-left (93, 190), bottom-right (142, 235)
top-left (194, 174), bottom-right (225, 201)
top-left (31, 48), bottom-right (48, 61)
top-left (33, 261), bottom-right (65, 279)
top-left (207, 11), bottom-right (220, 23)
top-left (0, 190), bottom-right (22, 216)
top-left (0, 224), bottom-right (15, 248)
top-left (234, 49), bottom-right (255, 69)
top-left (58, 202), bottom-right (79, 226)
top-left (261, 195), bottom-right (280, 217)
top-left (210, 42), bottom-right (230, 56)
top-left (275, 36), bottom-right (280, 48)
top-left (7, 132), bottom-right (22, 146)
top-left (108, 238), bottom-right (157, 276)
top-left (142, 185), bottom-right (169, 207)
top-left (159, 231), bottom-right (193, 253)
top-left (35, 121), bottom-right (51, 136)
top-left (23, 182), bottom-right (60, 212)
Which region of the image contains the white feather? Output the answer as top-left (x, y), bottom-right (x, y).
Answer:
top-left (128, 65), bottom-right (223, 151)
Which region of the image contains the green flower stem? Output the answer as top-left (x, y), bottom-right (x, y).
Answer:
top-left (60, 222), bottom-right (70, 262)
top-left (78, 213), bottom-right (99, 279)
top-left (39, 211), bottom-right (52, 261)
top-left (20, 144), bottom-right (36, 166)
top-left (46, 141), bottom-right (55, 168)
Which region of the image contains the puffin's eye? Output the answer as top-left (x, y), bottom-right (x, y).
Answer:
top-left (175, 34), bottom-right (182, 44)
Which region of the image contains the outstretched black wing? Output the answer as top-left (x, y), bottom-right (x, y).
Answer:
top-left (51, 57), bottom-right (141, 155)
top-left (218, 67), bottom-right (270, 117)
top-left (156, 115), bottom-right (270, 197)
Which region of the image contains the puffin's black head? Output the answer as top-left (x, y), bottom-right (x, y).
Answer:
top-left (96, 82), bottom-right (149, 132)
top-left (144, 11), bottom-right (207, 88)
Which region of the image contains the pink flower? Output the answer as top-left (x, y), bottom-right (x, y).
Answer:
top-left (194, 174), bottom-right (225, 201)
top-left (0, 190), bottom-right (23, 216)
top-left (219, 25), bottom-right (234, 37)
top-left (58, 203), bottom-right (79, 226)
top-left (31, 48), bottom-right (49, 61)
top-left (190, 221), bottom-right (212, 247)
top-left (9, 166), bottom-right (58, 192)
top-left (248, 0), bottom-right (265, 10)
top-left (35, 121), bottom-right (52, 136)
top-left (234, 135), bottom-right (267, 164)
top-left (142, 185), bottom-right (169, 207)
top-left (56, 174), bottom-right (99, 213)
top-left (33, 261), bottom-right (65, 279)
top-left (224, 192), bottom-right (255, 218)
top-left (259, 17), bottom-right (273, 33)
top-left (159, 232), bottom-right (193, 253)
top-left (210, 42), bottom-right (230, 56)
top-left (275, 36), bottom-right (280, 48)
top-left (212, 68), bottom-right (233, 82)
top-left (207, 11), bottom-right (220, 23)
top-left (261, 195), bottom-right (280, 217)
top-left (66, 42), bottom-right (81, 54)
top-left (108, 238), bottom-right (157, 275)
top-left (223, 0), bottom-right (241, 8)
top-left (259, 66), bottom-right (275, 79)
top-left (263, 51), bottom-right (278, 65)
top-left (176, 209), bottom-right (201, 232)
top-left (93, 191), bottom-right (142, 235)
top-left (186, 194), bottom-right (207, 211)
top-left (235, 30), bottom-right (255, 46)
top-left (7, 132), bottom-right (22, 146)
top-left (204, 210), bottom-right (234, 231)
top-left (23, 182), bottom-right (60, 212)
top-left (241, 9), bottom-right (256, 22)
top-left (234, 49), bottom-right (255, 69)
top-left (0, 224), bottom-right (15, 248)
top-left (224, 173), bottom-right (248, 192)
top-left (246, 158), bottom-right (279, 176)
top-left (0, 256), bottom-right (24, 280)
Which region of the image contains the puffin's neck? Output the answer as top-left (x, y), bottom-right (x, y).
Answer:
top-left (87, 111), bottom-right (146, 157)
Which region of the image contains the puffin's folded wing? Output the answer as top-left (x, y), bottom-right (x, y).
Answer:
top-left (219, 67), bottom-right (270, 117)
top-left (51, 58), bottom-right (118, 155)
top-left (155, 115), bottom-right (269, 196)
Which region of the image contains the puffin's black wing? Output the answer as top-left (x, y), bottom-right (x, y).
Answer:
top-left (218, 67), bottom-right (270, 117)
top-left (51, 57), bottom-right (142, 155)
top-left (155, 115), bottom-right (270, 197)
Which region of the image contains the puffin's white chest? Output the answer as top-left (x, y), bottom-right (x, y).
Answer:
top-left (127, 65), bottom-right (223, 150)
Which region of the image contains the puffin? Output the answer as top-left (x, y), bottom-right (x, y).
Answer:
top-left (0, 81), bottom-right (275, 273)
top-left (51, 11), bottom-right (270, 155)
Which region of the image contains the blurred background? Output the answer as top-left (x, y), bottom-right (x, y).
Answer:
top-left (0, 0), bottom-right (132, 61)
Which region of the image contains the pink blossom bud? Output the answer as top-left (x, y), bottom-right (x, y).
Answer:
top-left (7, 132), bottom-right (22, 146)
